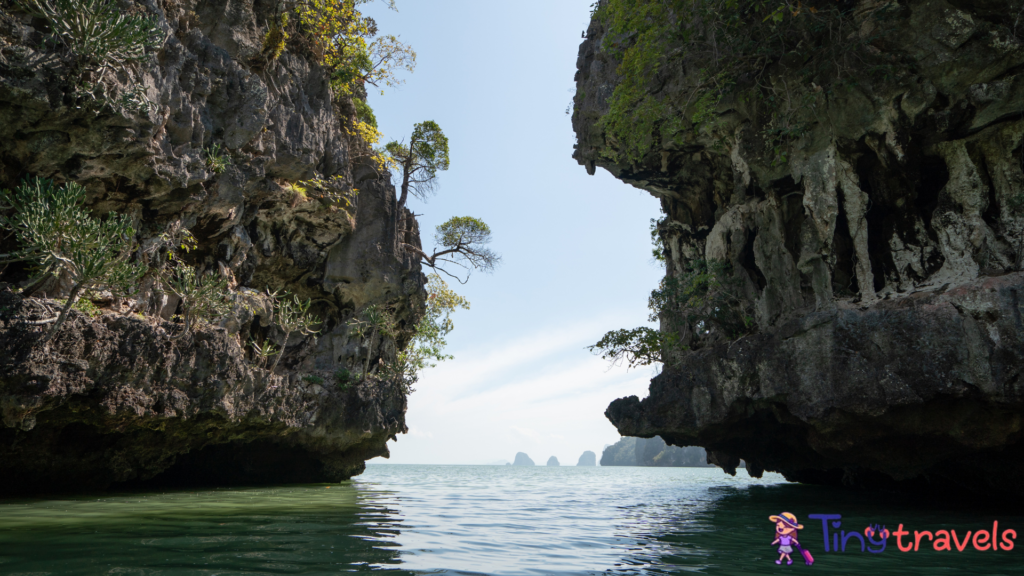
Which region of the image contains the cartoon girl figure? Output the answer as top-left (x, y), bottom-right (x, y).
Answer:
top-left (770, 512), bottom-right (805, 565)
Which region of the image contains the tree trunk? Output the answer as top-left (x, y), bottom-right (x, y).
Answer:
top-left (41, 282), bottom-right (84, 343)
top-left (363, 326), bottom-right (377, 381)
top-left (269, 328), bottom-right (291, 373)
top-left (169, 309), bottom-right (192, 340)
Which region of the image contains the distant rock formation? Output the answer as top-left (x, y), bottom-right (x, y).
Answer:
top-left (577, 451), bottom-right (597, 466)
top-left (512, 452), bottom-right (535, 466)
top-left (546, 456), bottom-right (560, 466)
top-left (601, 437), bottom-right (714, 467)
top-left (486, 460), bottom-right (511, 466)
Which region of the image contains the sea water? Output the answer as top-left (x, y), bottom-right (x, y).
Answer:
top-left (0, 465), bottom-right (1019, 575)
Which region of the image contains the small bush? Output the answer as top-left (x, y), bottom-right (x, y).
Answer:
top-left (19, 0), bottom-right (162, 69)
top-left (335, 368), bottom-right (353, 391)
top-left (262, 13), bottom-right (289, 61)
top-left (166, 264), bottom-right (233, 338)
top-left (0, 177), bottom-right (146, 342)
top-left (302, 374), bottom-right (324, 385)
top-left (204, 144), bottom-right (231, 174)
top-left (249, 338), bottom-right (279, 368)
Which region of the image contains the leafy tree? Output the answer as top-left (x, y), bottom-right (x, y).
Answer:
top-left (387, 274), bottom-right (469, 385)
top-left (416, 274), bottom-right (469, 364)
top-left (587, 327), bottom-right (671, 369)
top-left (0, 178), bottom-right (146, 342)
top-left (589, 259), bottom-right (754, 368)
top-left (404, 216), bottom-right (500, 283)
top-left (385, 120), bottom-right (450, 212)
top-left (650, 259), bottom-right (753, 345)
top-left (268, 291), bottom-right (322, 373)
top-left (293, 0), bottom-right (415, 97)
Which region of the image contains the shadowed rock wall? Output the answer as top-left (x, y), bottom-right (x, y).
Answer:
top-left (574, 0), bottom-right (1024, 500)
top-left (0, 0), bottom-right (423, 493)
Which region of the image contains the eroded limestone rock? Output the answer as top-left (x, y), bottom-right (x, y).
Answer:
top-left (0, 0), bottom-right (423, 493)
top-left (575, 0), bottom-right (1024, 500)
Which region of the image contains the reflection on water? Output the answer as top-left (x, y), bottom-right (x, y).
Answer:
top-left (0, 465), bottom-right (1020, 575)
top-left (0, 484), bottom-right (412, 575)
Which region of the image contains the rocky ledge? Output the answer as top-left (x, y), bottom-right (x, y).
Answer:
top-left (575, 0), bottom-right (1024, 500)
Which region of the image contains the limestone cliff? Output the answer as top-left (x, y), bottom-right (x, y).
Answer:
top-left (0, 0), bottom-right (424, 493)
top-left (576, 450), bottom-right (597, 466)
top-left (575, 0), bottom-right (1024, 500)
top-left (600, 436), bottom-right (712, 467)
top-left (513, 452), bottom-right (535, 466)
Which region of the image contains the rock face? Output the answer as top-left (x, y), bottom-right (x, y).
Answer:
top-left (601, 437), bottom-right (712, 467)
top-left (575, 0), bottom-right (1024, 500)
top-left (512, 452), bottom-right (535, 466)
top-left (576, 451), bottom-right (597, 466)
top-left (0, 0), bottom-right (423, 493)
top-left (546, 456), bottom-right (560, 466)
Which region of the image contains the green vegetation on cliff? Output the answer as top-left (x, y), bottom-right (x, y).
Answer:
top-left (584, 0), bottom-right (890, 165)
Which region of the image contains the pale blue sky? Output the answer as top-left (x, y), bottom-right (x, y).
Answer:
top-left (364, 0), bottom-right (664, 465)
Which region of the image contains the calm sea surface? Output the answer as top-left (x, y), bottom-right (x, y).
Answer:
top-left (0, 465), bottom-right (1020, 575)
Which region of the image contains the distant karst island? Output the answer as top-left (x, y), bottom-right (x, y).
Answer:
top-left (577, 451), bottom-right (597, 466)
top-left (601, 437), bottom-right (715, 467)
top-left (546, 456), bottom-right (560, 466)
top-left (512, 452), bottom-right (535, 466)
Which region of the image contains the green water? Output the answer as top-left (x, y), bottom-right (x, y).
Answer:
top-left (0, 465), bottom-right (1020, 575)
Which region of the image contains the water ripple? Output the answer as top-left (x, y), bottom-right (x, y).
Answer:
top-left (0, 466), bottom-right (1020, 575)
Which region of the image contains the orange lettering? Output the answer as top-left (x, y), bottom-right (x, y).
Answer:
top-left (951, 530), bottom-right (973, 552)
top-left (992, 521), bottom-right (999, 550)
top-left (1002, 529), bottom-right (1017, 551)
top-left (914, 531), bottom-right (933, 551)
top-left (973, 530), bottom-right (990, 551)
top-left (933, 530), bottom-right (951, 551)
top-left (895, 524), bottom-right (912, 552)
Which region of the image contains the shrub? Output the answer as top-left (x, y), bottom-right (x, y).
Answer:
top-left (589, 258), bottom-right (754, 368)
top-left (166, 264), bottom-right (234, 339)
top-left (302, 374), bottom-right (324, 385)
top-left (291, 175), bottom-right (358, 209)
top-left (0, 177), bottom-right (146, 342)
top-left (19, 0), bottom-right (162, 71)
top-left (250, 338), bottom-right (280, 368)
top-left (293, 0), bottom-right (415, 97)
top-left (261, 13), bottom-right (289, 61)
top-left (347, 303), bottom-right (393, 381)
top-left (335, 368), bottom-right (352, 390)
top-left (267, 291), bottom-right (322, 373)
top-left (19, 0), bottom-right (162, 115)
top-left (204, 144), bottom-right (232, 174)
top-left (650, 259), bottom-right (753, 346)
